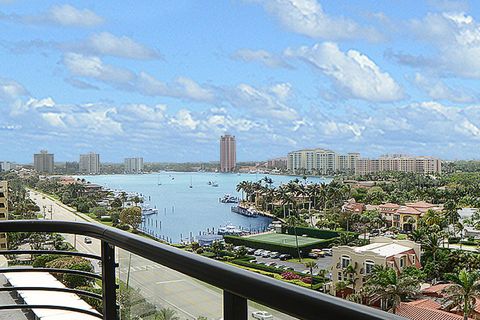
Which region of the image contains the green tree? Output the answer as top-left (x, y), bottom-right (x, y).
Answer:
top-left (155, 308), bottom-right (180, 320)
top-left (304, 261), bottom-right (318, 289)
top-left (119, 206), bottom-right (142, 231)
top-left (444, 269), bottom-right (480, 320)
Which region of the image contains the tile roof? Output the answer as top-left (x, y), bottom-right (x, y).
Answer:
top-left (396, 302), bottom-right (471, 320)
top-left (422, 284), bottom-right (451, 295)
top-left (397, 206), bottom-right (422, 215)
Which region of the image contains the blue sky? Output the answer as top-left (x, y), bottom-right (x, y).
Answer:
top-left (1, 0), bottom-right (480, 162)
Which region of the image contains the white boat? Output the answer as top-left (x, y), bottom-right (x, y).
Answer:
top-left (217, 225), bottom-right (244, 236)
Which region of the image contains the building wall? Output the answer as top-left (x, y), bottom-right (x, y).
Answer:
top-left (220, 135), bottom-right (236, 172)
top-left (0, 181), bottom-right (8, 249)
top-left (124, 157), bottom-right (144, 173)
top-left (287, 148), bottom-right (359, 174)
top-left (79, 153), bottom-right (100, 174)
top-left (355, 156), bottom-right (442, 175)
top-left (33, 150), bottom-right (54, 173)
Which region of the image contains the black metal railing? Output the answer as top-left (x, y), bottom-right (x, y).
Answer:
top-left (0, 220), bottom-right (402, 320)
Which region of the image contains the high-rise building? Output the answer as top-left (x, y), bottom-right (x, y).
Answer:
top-left (220, 135), bottom-right (236, 172)
top-left (0, 181), bottom-right (8, 249)
top-left (79, 152), bottom-right (100, 174)
top-left (0, 161), bottom-right (16, 172)
top-left (124, 157), bottom-right (144, 173)
top-left (355, 155), bottom-right (442, 175)
top-left (33, 150), bottom-right (54, 173)
top-left (65, 161), bottom-right (79, 174)
top-left (287, 148), bottom-right (358, 174)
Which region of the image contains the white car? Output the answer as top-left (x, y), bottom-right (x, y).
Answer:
top-left (252, 311), bottom-right (274, 319)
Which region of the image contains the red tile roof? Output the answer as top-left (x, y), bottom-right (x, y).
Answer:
top-left (422, 284), bottom-right (451, 295)
top-left (397, 206), bottom-right (422, 215)
top-left (396, 302), bottom-right (471, 320)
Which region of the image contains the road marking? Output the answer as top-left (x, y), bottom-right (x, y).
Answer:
top-left (156, 279), bottom-right (185, 285)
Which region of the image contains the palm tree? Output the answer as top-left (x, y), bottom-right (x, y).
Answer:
top-left (444, 269), bottom-right (480, 320)
top-left (344, 263), bottom-right (360, 292)
top-left (304, 261), bottom-right (318, 289)
top-left (364, 267), bottom-right (419, 314)
top-left (334, 232), bottom-right (358, 246)
top-left (155, 308), bottom-right (180, 320)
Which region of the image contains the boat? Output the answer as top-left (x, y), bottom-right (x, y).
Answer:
top-left (143, 207), bottom-right (158, 215)
top-left (211, 182), bottom-right (219, 187)
top-left (189, 176), bottom-right (193, 188)
top-left (157, 175), bottom-right (162, 186)
top-left (220, 194), bottom-right (239, 203)
top-left (231, 206), bottom-right (258, 217)
top-left (207, 181), bottom-right (212, 185)
top-left (217, 224), bottom-right (245, 236)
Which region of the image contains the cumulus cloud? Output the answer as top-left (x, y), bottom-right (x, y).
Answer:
top-left (232, 49), bottom-right (292, 68)
top-left (0, 4), bottom-right (104, 27)
top-left (62, 54), bottom-right (213, 102)
top-left (0, 78), bottom-right (28, 100)
top-left (413, 73), bottom-right (477, 103)
top-left (286, 42), bottom-right (404, 102)
top-left (250, 0), bottom-right (382, 41)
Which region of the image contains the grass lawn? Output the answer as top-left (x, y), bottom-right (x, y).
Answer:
top-left (286, 258), bottom-right (316, 264)
top-left (248, 233), bottom-right (324, 247)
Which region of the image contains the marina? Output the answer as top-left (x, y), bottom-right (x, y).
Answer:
top-left (78, 172), bottom-right (330, 243)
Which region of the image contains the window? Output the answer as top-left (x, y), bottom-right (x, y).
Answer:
top-left (0, 243), bottom-right (6, 249)
top-left (411, 254), bottom-right (415, 264)
top-left (0, 213), bottom-right (5, 219)
top-left (338, 272), bottom-right (342, 281)
top-left (400, 257), bottom-right (405, 268)
top-left (365, 260), bottom-right (375, 275)
top-left (341, 255), bottom-right (350, 268)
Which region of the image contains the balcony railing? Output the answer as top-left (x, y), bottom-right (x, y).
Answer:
top-left (0, 220), bottom-right (402, 320)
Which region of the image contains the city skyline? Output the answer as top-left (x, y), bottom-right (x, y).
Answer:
top-left (3, 1), bottom-right (480, 162)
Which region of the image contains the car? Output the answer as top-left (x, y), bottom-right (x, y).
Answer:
top-left (265, 262), bottom-right (277, 267)
top-left (249, 259), bottom-right (257, 264)
top-left (301, 270), bottom-right (311, 275)
top-left (308, 252), bottom-right (319, 258)
top-left (254, 250), bottom-right (264, 256)
top-left (233, 246), bottom-right (243, 251)
top-left (277, 265), bottom-right (288, 270)
top-left (279, 254), bottom-right (292, 261)
top-left (269, 252), bottom-right (280, 258)
top-left (261, 251), bottom-right (271, 258)
top-left (285, 267), bottom-right (294, 271)
top-left (84, 237), bottom-right (92, 244)
top-left (246, 247), bottom-right (255, 254)
top-left (322, 248), bottom-right (333, 256)
top-left (252, 311), bottom-right (274, 320)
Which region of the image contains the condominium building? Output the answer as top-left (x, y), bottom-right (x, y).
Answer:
top-left (0, 161), bottom-right (16, 172)
top-left (355, 155), bottom-right (442, 175)
top-left (0, 181), bottom-right (8, 249)
top-left (79, 152), bottom-right (100, 174)
top-left (287, 149), bottom-right (359, 174)
top-left (329, 237), bottom-right (421, 295)
top-left (220, 135), bottom-right (236, 173)
top-left (266, 157), bottom-right (287, 169)
top-left (33, 150), bottom-right (54, 173)
top-left (124, 157), bottom-right (144, 173)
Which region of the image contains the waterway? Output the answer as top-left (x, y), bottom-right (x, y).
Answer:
top-left (79, 172), bottom-right (331, 243)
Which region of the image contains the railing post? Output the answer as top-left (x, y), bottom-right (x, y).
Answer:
top-left (223, 290), bottom-right (247, 320)
top-left (101, 241), bottom-right (117, 320)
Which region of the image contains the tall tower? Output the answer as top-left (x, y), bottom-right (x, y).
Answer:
top-left (0, 181), bottom-right (8, 249)
top-left (220, 135), bottom-right (236, 173)
top-left (33, 150), bottom-right (54, 173)
top-left (79, 152), bottom-right (100, 174)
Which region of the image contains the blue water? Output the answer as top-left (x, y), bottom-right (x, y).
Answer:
top-left (79, 172), bottom-right (331, 243)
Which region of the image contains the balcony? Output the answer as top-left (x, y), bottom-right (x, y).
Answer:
top-left (0, 220), bottom-right (401, 319)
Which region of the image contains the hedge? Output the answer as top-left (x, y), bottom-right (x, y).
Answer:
top-left (224, 235), bottom-right (335, 257)
top-left (282, 226), bottom-right (357, 240)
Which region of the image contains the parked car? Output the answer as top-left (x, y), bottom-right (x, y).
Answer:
top-left (249, 259), bottom-right (257, 264)
top-left (308, 252), bottom-right (318, 258)
top-left (265, 262), bottom-right (277, 267)
top-left (84, 237), bottom-right (92, 244)
top-left (321, 248), bottom-right (333, 256)
top-left (246, 247), bottom-right (255, 254)
top-left (269, 252), bottom-right (280, 258)
top-left (301, 270), bottom-right (311, 275)
top-left (261, 251), bottom-right (271, 258)
top-left (254, 250), bottom-right (264, 256)
top-left (279, 254), bottom-right (292, 261)
top-left (233, 246), bottom-right (243, 251)
top-left (252, 311), bottom-right (274, 320)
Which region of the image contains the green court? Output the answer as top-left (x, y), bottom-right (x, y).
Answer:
top-left (248, 233), bottom-right (324, 247)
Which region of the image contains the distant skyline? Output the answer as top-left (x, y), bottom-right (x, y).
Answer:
top-left (2, 1), bottom-right (480, 162)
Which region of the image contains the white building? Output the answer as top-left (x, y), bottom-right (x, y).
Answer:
top-left (79, 152), bottom-right (100, 174)
top-left (287, 149), bottom-right (359, 174)
top-left (124, 157), bottom-right (144, 173)
top-left (0, 161), bottom-right (16, 172)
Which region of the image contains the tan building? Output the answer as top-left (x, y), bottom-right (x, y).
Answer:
top-left (79, 152), bottom-right (100, 174)
top-left (379, 201), bottom-right (442, 231)
top-left (0, 181), bottom-right (8, 249)
top-left (287, 148), bottom-right (359, 174)
top-left (220, 135), bottom-right (236, 172)
top-left (329, 237), bottom-right (421, 295)
top-left (355, 155), bottom-right (442, 175)
top-left (34, 150), bottom-right (54, 173)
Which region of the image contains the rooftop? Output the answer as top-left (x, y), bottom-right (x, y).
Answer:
top-left (354, 242), bottom-right (412, 257)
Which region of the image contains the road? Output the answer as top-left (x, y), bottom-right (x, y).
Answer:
top-left (28, 190), bottom-right (297, 320)
top-left (253, 256), bottom-right (332, 274)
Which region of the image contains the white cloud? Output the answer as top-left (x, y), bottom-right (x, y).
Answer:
top-left (46, 4), bottom-right (103, 27)
top-left (251, 0), bottom-right (382, 41)
top-left (63, 53), bottom-right (135, 84)
top-left (286, 42), bottom-right (404, 102)
top-left (413, 73), bottom-right (476, 103)
top-left (79, 32), bottom-right (159, 60)
top-left (0, 78), bottom-right (27, 100)
top-left (232, 49), bottom-right (291, 68)
top-left (169, 109), bottom-right (199, 130)
top-left (228, 83), bottom-right (299, 121)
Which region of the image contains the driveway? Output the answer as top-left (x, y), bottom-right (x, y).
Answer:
top-left (253, 255), bottom-right (332, 275)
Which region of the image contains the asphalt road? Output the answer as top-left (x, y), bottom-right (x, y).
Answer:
top-left (252, 256), bottom-right (332, 275)
top-left (28, 190), bottom-right (298, 320)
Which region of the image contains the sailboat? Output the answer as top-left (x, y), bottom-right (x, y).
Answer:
top-left (189, 176), bottom-right (193, 188)
top-left (157, 175), bottom-right (162, 186)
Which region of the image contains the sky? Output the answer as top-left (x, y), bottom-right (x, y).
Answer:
top-left (1, 0), bottom-right (480, 163)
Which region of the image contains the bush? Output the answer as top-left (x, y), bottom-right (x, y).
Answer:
top-left (33, 254), bottom-right (65, 267)
top-left (281, 227), bottom-right (340, 239)
top-left (63, 262), bottom-right (94, 287)
top-left (281, 271), bottom-right (301, 280)
top-left (196, 248), bottom-right (204, 254)
top-left (100, 215), bottom-right (112, 222)
top-left (77, 286), bottom-right (102, 312)
top-left (116, 224), bottom-right (130, 231)
top-left (448, 237), bottom-right (460, 244)
top-left (200, 252), bottom-right (216, 258)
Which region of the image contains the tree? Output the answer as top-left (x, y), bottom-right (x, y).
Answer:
top-left (304, 261), bottom-right (318, 289)
top-left (119, 206), bottom-right (142, 231)
top-left (444, 269), bottom-right (480, 320)
top-left (155, 308), bottom-right (179, 320)
top-left (364, 267), bottom-right (419, 314)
